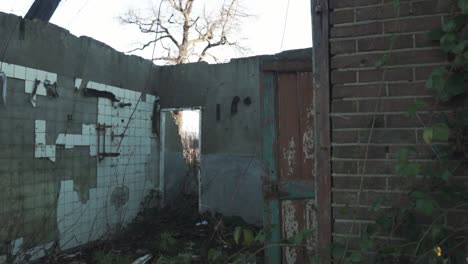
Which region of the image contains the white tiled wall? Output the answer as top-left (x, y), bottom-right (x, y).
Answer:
top-left (57, 82), bottom-right (157, 250)
top-left (2, 61), bottom-right (158, 254)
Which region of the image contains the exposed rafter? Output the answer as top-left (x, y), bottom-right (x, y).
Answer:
top-left (25, 0), bottom-right (62, 22)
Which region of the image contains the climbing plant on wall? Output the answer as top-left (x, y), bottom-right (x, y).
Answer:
top-left (326, 1), bottom-right (468, 263)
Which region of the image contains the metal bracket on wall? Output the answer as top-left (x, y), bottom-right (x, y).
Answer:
top-left (44, 79), bottom-right (58, 98)
top-left (96, 123), bottom-right (120, 162)
top-left (29, 79), bottom-right (41, 107)
top-left (0, 71), bottom-right (6, 107)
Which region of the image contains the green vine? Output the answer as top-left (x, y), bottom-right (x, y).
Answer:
top-left (329, 1), bottom-right (468, 263)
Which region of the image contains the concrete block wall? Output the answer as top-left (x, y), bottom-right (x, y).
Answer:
top-left (0, 12), bottom-right (159, 260)
top-left (156, 48), bottom-right (312, 224)
top-left (156, 56), bottom-right (264, 224)
top-left (329, 0), bottom-right (466, 248)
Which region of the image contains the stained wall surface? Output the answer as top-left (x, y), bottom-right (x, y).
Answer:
top-left (156, 48), bottom-right (312, 224)
top-left (0, 12), bottom-right (159, 260)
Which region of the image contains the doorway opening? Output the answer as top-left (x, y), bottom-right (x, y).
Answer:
top-left (159, 108), bottom-right (201, 208)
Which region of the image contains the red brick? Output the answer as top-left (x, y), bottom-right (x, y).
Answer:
top-left (331, 9), bottom-right (355, 24)
top-left (358, 35), bottom-right (413, 51)
top-left (332, 100), bottom-right (359, 112)
top-left (331, 22), bottom-right (382, 38)
top-left (333, 190), bottom-right (402, 206)
top-left (331, 70), bottom-right (357, 84)
top-left (333, 176), bottom-right (387, 189)
top-left (387, 82), bottom-right (431, 96)
top-left (332, 115), bottom-right (385, 129)
top-left (333, 49), bottom-right (444, 69)
top-left (446, 211), bottom-right (468, 227)
top-left (333, 221), bottom-right (361, 235)
top-left (411, 0), bottom-right (452, 15)
top-left (358, 129), bottom-right (417, 144)
top-left (333, 145), bottom-right (388, 159)
top-left (415, 65), bottom-right (447, 80)
top-left (362, 160), bottom-right (397, 174)
top-left (358, 98), bottom-right (436, 113)
top-left (332, 160), bottom-right (359, 174)
top-left (333, 84), bottom-right (385, 99)
top-left (332, 131), bottom-right (360, 143)
top-left (385, 113), bottom-right (447, 128)
top-left (331, 40), bottom-right (356, 54)
top-left (330, 0), bottom-right (382, 9)
top-left (387, 145), bottom-right (434, 159)
top-left (415, 32), bottom-right (438, 48)
top-left (387, 49), bottom-right (446, 66)
top-left (358, 68), bottom-right (413, 82)
top-left (331, 53), bottom-right (383, 69)
top-left (356, 2), bottom-right (411, 21)
top-left (384, 16), bottom-right (442, 33)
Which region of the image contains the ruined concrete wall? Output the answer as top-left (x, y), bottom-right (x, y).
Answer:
top-left (156, 48), bottom-right (312, 224)
top-left (0, 12), bottom-right (159, 260)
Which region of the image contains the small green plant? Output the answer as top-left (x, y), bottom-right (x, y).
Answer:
top-left (207, 248), bottom-right (225, 263)
top-left (93, 250), bottom-right (133, 264)
top-left (157, 232), bottom-right (179, 255)
top-left (154, 254), bottom-right (191, 264)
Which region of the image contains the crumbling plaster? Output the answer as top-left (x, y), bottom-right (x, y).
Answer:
top-left (0, 12), bottom-right (160, 260)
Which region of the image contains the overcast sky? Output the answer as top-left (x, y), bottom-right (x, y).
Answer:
top-left (1, 0), bottom-right (312, 62)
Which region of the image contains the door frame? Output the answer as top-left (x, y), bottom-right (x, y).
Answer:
top-left (261, 58), bottom-right (322, 263)
top-left (158, 107), bottom-right (202, 208)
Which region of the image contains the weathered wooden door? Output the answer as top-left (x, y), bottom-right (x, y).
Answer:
top-left (261, 60), bottom-right (315, 264)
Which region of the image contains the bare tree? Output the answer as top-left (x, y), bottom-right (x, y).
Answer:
top-left (120, 0), bottom-right (248, 64)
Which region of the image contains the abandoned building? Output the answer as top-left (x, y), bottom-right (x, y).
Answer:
top-left (0, 0), bottom-right (467, 263)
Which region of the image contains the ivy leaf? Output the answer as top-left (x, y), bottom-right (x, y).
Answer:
top-left (428, 27), bottom-right (444, 41)
top-left (370, 196), bottom-right (384, 212)
top-left (442, 15), bottom-right (468, 32)
top-left (423, 128), bottom-right (434, 144)
top-left (392, 0), bottom-right (401, 9)
top-left (446, 73), bottom-right (468, 98)
top-left (308, 257), bottom-right (321, 264)
top-left (254, 229), bottom-right (266, 242)
top-left (359, 237), bottom-right (373, 252)
top-left (426, 67), bottom-right (449, 99)
top-left (431, 225), bottom-right (443, 240)
top-left (408, 99), bottom-right (428, 117)
top-left (411, 191), bottom-right (435, 215)
top-left (243, 228), bottom-right (254, 245)
top-left (440, 33), bottom-right (458, 53)
top-left (442, 20), bottom-right (457, 32)
top-left (332, 243), bottom-right (346, 258)
top-left (397, 148), bottom-right (410, 162)
top-left (350, 252), bottom-right (364, 262)
top-left (458, 0), bottom-right (468, 14)
top-left (432, 123), bottom-right (450, 142)
top-left (396, 162), bottom-right (421, 177)
top-left (441, 170), bottom-right (451, 182)
top-left (374, 53), bottom-right (389, 68)
top-left (233, 226), bottom-right (242, 244)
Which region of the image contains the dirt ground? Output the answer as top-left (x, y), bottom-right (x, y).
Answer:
top-left (38, 194), bottom-right (262, 264)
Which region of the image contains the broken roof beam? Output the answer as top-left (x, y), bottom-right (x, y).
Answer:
top-left (25, 0), bottom-right (62, 22)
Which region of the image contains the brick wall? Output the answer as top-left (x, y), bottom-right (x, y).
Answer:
top-left (328, 0), bottom-right (466, 250)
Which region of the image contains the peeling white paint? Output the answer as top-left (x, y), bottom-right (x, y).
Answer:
top-left (3, 58), bottom-right (161, 253)
top-left (282, 201), bottom-right (299, 264)
top-left (283, 137), bottom-right (296, 176)
top-left (34, 120), bottom-right (56, 162)
top-left (305, 200), bottom-right (317, 254)
top-left (0, 61), bottom-right (58, 108)
top-left (306, 106), bottom-right (314, 119)
top-left (302, 128), bottom-right (314, 160)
